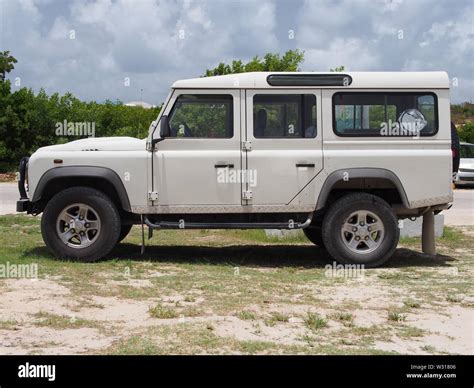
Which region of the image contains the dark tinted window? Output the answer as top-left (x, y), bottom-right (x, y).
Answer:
top-left (333, 93), bottom-right (438, 136)
top-left (169, 94), bottom-right (233, 138)
top-left (253, 94), bottom-right (317, 138)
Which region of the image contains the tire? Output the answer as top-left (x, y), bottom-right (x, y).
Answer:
top-left (451, 122), bottom-right (460, 175)
top-left (118, 224), bottom-right (133, 242)
top-left (303, 226), bottom-right (325, 248)
top-left (41, 186), bottom-right (121, 262)
top-left (322, 192), bottom-right (399, 268)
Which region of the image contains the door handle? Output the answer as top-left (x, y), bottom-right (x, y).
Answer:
top-left (296, 163), bottom-right (315, 168)
top-left (215, 164), bottom-right (234, 168)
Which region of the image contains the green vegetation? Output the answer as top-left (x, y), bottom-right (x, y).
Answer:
top-left (148, 304), bottom-right (179, 319)
top-left (388, 310), bottom-right (407, 322)
top-left (33, 311), bottom-right (99, 329)
top-left (0, 51), bottom-right (160, 172)
top-left (303, 312), bottom-right (328, 331)
top-left (264, 312), bottom-right (290, 327)
top-left (238, 310), bottom-right (257, 321)
top-left (203, 49), bottom-right (304, 76)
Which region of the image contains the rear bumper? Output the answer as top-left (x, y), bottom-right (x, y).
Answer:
top-left (456, 171), bottom-right (474, 185)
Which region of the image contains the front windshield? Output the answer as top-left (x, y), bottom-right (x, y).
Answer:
top-left (460, 144), bottom-right (474, 159)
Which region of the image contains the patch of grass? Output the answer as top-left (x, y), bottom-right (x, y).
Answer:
top-left (403, 300), bottom-right (421, 309)
top-left (440, 227), bottom-right (463, 243)
top-left (108, 336), bottom-right (161, 355)
top-left (33, 312), bottom-right (98, 329)
top-left (180, 307), bottom-right (202, 317)
top-left (238, 310), bottom-right (257, 320)
top-left (330, 311), bottom-right (354, 325)
top-left (0, 319), bottom-right (19, 330)
top-left (264, 312), bottom-right (289, 327)
top-left (378, 272), bottom-right (404, 280)
top-left (184, 296), bottom-right (196, 303)
top-left (398, 326), bottom-right (425, 338)
top-left (446, 294), bottom-right (463, 303)
top-left (303, 312), bottom-right (327, 331)
top-left (388, 311), bottom-right (407, 322)
top-left (421, 345), bottom-right (437, 353)
top-left (148, 304), bottom-right (178, 319)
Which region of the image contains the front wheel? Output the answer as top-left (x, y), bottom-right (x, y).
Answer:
top-left (322, 193), bottom-right (399, 268)
top-left (41, 187), bottom-right (121, 262)
top-left (118, 224), bottom-right (133, 242)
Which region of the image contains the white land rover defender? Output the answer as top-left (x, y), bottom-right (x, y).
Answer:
top-left (17, 72), bottom-right (457, 267)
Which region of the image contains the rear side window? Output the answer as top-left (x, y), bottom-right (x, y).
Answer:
top-left (253, 94), bottom-right (317, 138)
top-left (169, 94), bottom-right (233, 138)
top-left (333, 92), bottom-right (438, 137)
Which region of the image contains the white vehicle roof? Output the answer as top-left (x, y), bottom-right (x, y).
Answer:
top-left (172, 71), bottom-right (449, 89)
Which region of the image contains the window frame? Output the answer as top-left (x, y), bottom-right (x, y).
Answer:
top-left (167, 93), bottom-right (235, 139)
top-left (252, 93), bottom-right (318, 139)
top-left (332, 91), bottom-right (439, 137)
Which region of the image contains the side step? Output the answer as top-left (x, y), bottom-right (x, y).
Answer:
top-left (143, 215), bottom-right (313, 230)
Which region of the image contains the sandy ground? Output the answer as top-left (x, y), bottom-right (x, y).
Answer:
top-left (0, 276), bottom-right (472, 355)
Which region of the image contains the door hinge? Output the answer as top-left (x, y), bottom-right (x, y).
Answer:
top-left (242, 141), bottom-right (252, 151)
top-left (242, 190), bottom-right (253, 200)
top-left (148, 191), bottom-right (159, 201)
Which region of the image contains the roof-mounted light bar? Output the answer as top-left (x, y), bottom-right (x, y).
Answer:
top-left (267, 74), bottom-right (352, 87)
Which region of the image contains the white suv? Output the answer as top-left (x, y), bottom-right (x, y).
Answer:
top-left (17, 72), bottom-right (454, 267)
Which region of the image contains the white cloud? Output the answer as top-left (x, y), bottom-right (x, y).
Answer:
top-left (304, 38), bottom-right (380, 71)
top-left (1, 0), bottom-right (472, 104)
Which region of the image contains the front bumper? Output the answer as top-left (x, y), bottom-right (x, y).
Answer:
top-left (17, 156), bottom-right (30, 212)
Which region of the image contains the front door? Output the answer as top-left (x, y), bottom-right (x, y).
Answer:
top-left (152, 89), bottom-right (242, 208)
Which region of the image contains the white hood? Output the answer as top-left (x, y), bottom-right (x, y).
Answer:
top-left (36, 137), bottom-right (146, 152)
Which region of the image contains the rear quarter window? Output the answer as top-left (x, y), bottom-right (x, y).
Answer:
top-left (332, 92), bottom-right (438, 137)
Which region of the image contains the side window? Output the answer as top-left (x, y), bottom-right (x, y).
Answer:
top-left (168, 94), bottom-right (233, 138)
top-left (253, 94), bottom-right (316, 138)
top-left (333, 92), bottom-right (438, 136)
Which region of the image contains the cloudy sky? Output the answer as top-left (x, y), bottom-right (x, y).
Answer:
top-left (1, 0), bottom-right (473, 104)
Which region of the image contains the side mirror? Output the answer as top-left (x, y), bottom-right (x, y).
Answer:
top-left (160, 115), bottom-right (170, 138)
top-left (151, 115), bottom-right (170, 147)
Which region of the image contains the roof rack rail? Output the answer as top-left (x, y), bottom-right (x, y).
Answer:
top-left (267, 74), bottom-right (352, 87)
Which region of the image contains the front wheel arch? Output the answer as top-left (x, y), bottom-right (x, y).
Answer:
top-left (32, 166), bottom-right (131, 213)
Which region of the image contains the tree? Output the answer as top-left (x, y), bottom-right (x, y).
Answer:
top-left (204, 49), bottom-right (305, 76)
top-left (458, 122), bottom-right (474, 144)
top-left (0, 51), bottom-right (17, 82)
top-left (330, 65), bottom-right (345, 72)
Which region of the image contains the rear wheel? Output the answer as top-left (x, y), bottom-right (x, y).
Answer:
top-left (41, 187), bottom-right (121, 262)
top-left (322, 192), bottom-right (399, 268)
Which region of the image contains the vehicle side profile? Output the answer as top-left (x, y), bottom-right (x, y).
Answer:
top-left (17, 72), bottom-right (456, 267)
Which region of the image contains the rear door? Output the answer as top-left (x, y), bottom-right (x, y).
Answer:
top-left (244, 89), bottom-right (323, 206)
